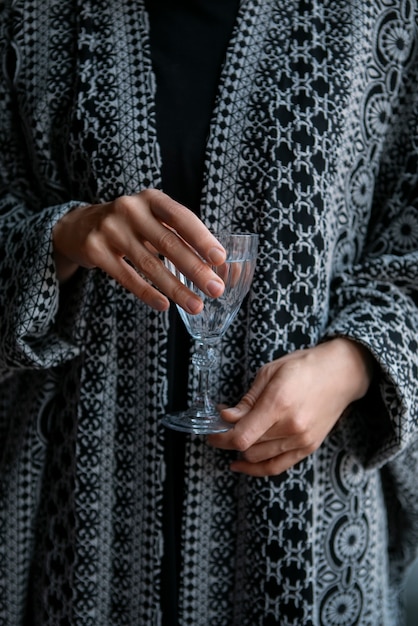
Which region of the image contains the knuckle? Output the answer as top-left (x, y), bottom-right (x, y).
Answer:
top-left (139, 188), bottom-right (153, 202)
top-left (112, 194), bottom-right (133, 214)
top-left (142, 188), bottom-right (183, 220)
top-left (169, 282), bottom-right (187, 304)
top-left (82, 231), bottom-right (105, 265)
top-left (276, 390), bottom-right (293, 414)
top-left (137, 252), bottom-right (161, 277)
top-left (289, 414), bottom-right (308, 437)
top-left (231, 432), bottom-right (252, 453)
top-left (140, 188), bottom-right (162, 203)
top-left (158, 228), bottom-right (181, 254)
top-left (191, 257), bottom-right (208, 278)
top-left (240, 395), bottom-right (256, 412)
top-left (189, 258), bottom-right (212, 284)
top-left (99, 214), bottom-right (120, 240)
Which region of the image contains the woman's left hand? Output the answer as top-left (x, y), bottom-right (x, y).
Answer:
top-left (207, 338), bottom-right (374, 477)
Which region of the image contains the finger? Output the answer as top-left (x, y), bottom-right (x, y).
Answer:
top-left (144, 190), bottom-right (226, 265)
top-left (220, 399), bottom-right (254, 423)
top-left (230, 447), bottom-right (311, 477)
top-left (239, 436), bottom-right (298, 464)
top-left (206, 398), bottom-right (255, 448)
top-left (135, 224), bottom-right (225, 300)
top-left (101, 193), bottom-right (226, 300)
top-left (97, 246), bottom-right (205, 315)
top-left (100, 254), bottom-right (170, 311)
top-left (214, 258), bottom-right (243, 288)
top-left (120, 247), bottom-right (215, 315)
top-left (95, 207), bottom-right (223, 309)
top-left (158, 231), bottom-right (225, 298)
top-left (123, 240), bottom-right (208, 314)
top-left (210, 387), bottom-right (286, 452)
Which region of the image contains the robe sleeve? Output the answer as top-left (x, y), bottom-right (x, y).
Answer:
top-left (323, 92), bottom-right (418, 570)
top-left (325, 126), bottom-right (418, 468)
top-left (0, 26), bottom-right (89, 374)
top-left (0, 195), bottom-right (90, 374)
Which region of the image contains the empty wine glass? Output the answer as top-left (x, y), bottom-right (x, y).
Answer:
top-left (162, 232), bottom-right (259, 434)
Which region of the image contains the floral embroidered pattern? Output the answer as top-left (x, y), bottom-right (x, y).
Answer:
top-left (0, 1), bottom-right (417, 625)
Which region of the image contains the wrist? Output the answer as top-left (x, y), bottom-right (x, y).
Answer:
top-left (317, 337), bottom-right (375, 403)
top-left (52, 209), bottom-right (83, 282)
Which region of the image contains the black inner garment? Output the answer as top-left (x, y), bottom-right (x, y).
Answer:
top-left (145, 0), bottom-right (240, 622)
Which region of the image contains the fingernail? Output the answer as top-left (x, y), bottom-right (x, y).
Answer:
top-left (207, 280), bottom-right (224, 297)
top-left (208, 247), bottom-right (225, 264)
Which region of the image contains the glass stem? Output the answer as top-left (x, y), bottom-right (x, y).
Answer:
top-left (192, 341), bottom-right (217, 415)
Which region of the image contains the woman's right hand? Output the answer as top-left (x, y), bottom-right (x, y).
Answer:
top-left (52, 189), bottom-right (226, 313)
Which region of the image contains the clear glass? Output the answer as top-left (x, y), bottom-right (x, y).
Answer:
top-left (162, 232), bottom-right (259, 434)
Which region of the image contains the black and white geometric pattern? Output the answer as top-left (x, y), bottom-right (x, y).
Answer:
top-left (1, 1), bottom-right (418, 624)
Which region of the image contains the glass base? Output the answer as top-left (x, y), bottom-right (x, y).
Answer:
top-left (162, 409), bottom-right (232, 435)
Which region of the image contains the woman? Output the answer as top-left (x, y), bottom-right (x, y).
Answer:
top-left (1, 1), bottom-right (417, 624)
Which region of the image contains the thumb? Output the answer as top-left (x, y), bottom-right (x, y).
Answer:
top-left (220, 365), bottom-right (273, 424)
top-left (220, 395), bottom-right (255, 424)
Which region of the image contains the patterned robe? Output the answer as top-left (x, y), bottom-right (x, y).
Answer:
top-left (1, 1), bottom-right (418, 624)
